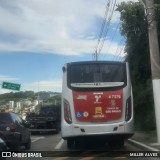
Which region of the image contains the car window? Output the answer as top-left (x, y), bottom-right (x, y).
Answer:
top-left (10, 113), bottom-right (16, 123)
top-left (10, 113), bottom-right (23, 125)
top-left (16, 115), bottom-right (23, 124)
top-left (0, 113), bottom-right (12, 123)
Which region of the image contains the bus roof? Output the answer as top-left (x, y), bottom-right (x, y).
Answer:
top-left (66, 61), bottom-right (126, 66)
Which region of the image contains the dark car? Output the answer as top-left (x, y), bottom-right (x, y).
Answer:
top-left (0, 137), bottom-right (8, 151)
top-left (0, 137), bottom-right (8, 160)
top-left (0, 112), bottom-right (31, 151)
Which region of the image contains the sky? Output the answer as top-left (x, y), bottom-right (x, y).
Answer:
top-left (0, 0), bottom-right (136, 93)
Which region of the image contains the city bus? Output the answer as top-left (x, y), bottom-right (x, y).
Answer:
top-left (61, 61), bottom-right (134, 148)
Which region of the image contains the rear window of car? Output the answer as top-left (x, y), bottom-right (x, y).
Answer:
top-left (0, 113), bottom-right (12, 123)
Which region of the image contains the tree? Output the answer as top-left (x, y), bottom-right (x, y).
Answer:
top-left (117, 1), bottom-right (160, 130)
top-left (0, 91), bottom-right (35, 105)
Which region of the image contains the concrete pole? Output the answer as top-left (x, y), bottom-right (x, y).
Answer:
top-left (145, 0), bottom-right (160, 143)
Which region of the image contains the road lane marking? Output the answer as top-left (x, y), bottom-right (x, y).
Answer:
top-left (80, 152), bottom-right (110, 160)
top-left (31, 136), bottom-right (45, 143)
top-left (80, 157), bottom-right (97, 160)
top-left (55, 139), bottom-right (64, 150)
top-left (128, 139), bottom-right (160, 151)
top-left (52, 157), bottom-right (69, 160)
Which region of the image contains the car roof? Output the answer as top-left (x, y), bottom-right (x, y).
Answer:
top-left (0, 112), bottom-right (12, 123)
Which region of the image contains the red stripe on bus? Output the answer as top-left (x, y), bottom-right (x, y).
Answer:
top-left (73, 90), bottom-right (123, 122)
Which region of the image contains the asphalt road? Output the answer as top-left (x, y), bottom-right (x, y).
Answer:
top-left (6, 132), bottom-right (158, 160)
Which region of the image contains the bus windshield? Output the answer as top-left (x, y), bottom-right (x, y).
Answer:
top-left (68, 63), bottom-right (125, 84)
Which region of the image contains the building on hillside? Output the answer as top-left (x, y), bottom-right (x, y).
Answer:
top-left (33, 100), bottom-right (39, 106)
top-left (9, 101), bottom-right (14, 110)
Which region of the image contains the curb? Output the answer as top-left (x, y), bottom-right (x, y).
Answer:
top-left (127, 139), bottom-right (160, 151)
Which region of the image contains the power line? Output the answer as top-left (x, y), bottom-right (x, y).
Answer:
top-left (113, 38), bottom-right (125, 61)
top-left (93, 0), bottom-right (117, 61)
top-left (93, 0), bottom-right (111, 60)
top-left (100, 0), bottom-right (132, 61)
top-left (102, 22), bottom-right (120, 59)
top-left (97, 0), bottom-right (117, 57)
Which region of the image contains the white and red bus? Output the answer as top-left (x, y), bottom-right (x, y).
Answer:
top-left (61, 61), bottom-right (134, 148)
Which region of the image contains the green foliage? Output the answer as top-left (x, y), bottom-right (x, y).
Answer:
top-left (0, 91), bottom-right (35, 105)
top-left (43, 94), bottom-right (61, 105)
top-left (133, 80), bottom-right (155, 130)
top-left (117, 1), bottom-right (160, 131)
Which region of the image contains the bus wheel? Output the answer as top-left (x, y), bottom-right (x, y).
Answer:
top-left (67, 138), bottom-right (75, 149)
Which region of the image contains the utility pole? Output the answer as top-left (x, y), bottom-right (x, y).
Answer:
top-left (96, 51), bottom-right (98, 61)
top-left (94, 51), bottom-right (98, 61)
top-left (38, 81), bottom-right (40, 104)
top-left (145, 0), bottom-right (160, 143)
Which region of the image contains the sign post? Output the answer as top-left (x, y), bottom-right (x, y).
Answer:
top-left (2, 82), bottom-right (21, 91)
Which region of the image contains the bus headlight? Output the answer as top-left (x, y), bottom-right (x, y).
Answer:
top-left (125, 96), bottom-right (132, 121)
top-left (63, 99), bottom-right (72, 124)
